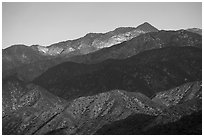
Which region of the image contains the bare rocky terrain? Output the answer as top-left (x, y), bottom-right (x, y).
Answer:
top-left (2, 76), bottom-right (201, 134)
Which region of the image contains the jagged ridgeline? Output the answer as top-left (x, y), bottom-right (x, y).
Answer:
top-left (2, 22), bottom-right (158, 81)
top-left (3, 25), bottom-right (201, 82)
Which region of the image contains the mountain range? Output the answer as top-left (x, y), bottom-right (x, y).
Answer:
top-left (3, 27), bottom-right (201, 82)
top-left (2, 22), bottom-right (202, 135)
top-left (3, 22), bottom-right (158, 80)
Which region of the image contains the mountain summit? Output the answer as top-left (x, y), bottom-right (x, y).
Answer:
top-left (136, 22), bottom-right (159, 32)
top-left (45, 22), bottom-right (159, 55)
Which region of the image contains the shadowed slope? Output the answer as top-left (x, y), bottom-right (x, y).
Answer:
top-left (33, 46), bottom-right (201, 100)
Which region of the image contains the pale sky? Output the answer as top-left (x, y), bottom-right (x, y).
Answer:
top-left (2, 2), bottom-right (202, 49)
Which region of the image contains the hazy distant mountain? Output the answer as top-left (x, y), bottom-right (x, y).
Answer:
top-left (4, 29), bottom-right (202, 82)
top-left (186, 28), bottom-right (202, 35)
top-left (2, 22), bottom-right (158, 80)
top-left (41, 22), bottom-right (159, 55)
top-left (67, 29), bottom-right (202, 64)
top-left (33, 46), bottom-right (201, 100)
top-left (2, 44), bottom-right (51, 71)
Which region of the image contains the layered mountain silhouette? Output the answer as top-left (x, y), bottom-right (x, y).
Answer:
top-left (3, 22), bottom-right (158, 81)
top-left (2, 22), bottom-right (202, 135)
top-left (33, 46), bottom-right (201, 100)
top-left (3, 29), bottom-right (202, 82)
top-left (66, 29), bottom-right (201, 64)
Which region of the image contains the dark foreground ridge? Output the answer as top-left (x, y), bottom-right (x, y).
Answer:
top-left (2, 76), bottom-right (202, 134)
top-left (95, 111), bottom-right (202, 135)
